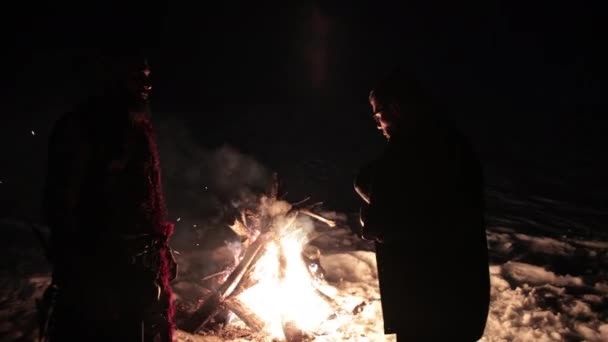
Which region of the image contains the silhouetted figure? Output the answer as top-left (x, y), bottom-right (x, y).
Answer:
top-left (355, 71), bottom-right (490, 341)
top-left (40, 54), bottom-right (176, 341)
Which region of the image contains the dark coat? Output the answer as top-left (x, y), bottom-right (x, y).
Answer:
top-left (42, 92), bottom-right (175, 341)
top-left (355, 120), bottom-right (490, 340)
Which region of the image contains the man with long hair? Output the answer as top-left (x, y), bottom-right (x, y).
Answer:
top-left (40, 51), bottom-right (176, 341)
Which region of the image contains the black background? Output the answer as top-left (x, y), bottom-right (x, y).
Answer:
top-left (2, 1), bottom-right (607, 232)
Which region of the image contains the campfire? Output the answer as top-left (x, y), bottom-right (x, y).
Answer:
top-left (178, 182), bottom-right (389, 341)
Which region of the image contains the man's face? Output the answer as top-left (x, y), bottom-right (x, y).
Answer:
top-left (122, 62), bottom-right (153, 116)
top-left (370, 98), bottom-right (392, 140)
top-left (126, 62), bottom-right (152, 102)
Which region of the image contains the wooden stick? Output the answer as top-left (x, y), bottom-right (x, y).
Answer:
top-left (224, 297), bottom-right (266, 332)
top-left (181, 232), bottom-right (273, 332)
top-left (270, 173), bottom-right (279, 200)
top-left (201, 270), bottom-right (230, 281)
top-left (182, 209), bottom-right (301, 333)
top-left (299, 209), bottom-right (336, 227)
top-left (228, 211), bottom-right (299, 299)
top-left (291, 196), bottom-right (311, 207)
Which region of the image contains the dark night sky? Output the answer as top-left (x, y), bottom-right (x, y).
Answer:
top-left (2, 1), bottom-right (607, 230)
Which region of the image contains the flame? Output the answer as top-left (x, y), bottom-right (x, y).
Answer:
top-left (237, 227), bottom-right (334, 339)
top-left (217, 197), bottom-right (391, 341)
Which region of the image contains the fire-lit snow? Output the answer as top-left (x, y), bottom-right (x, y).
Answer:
top-left (0, 216), bottom-right (607, 341)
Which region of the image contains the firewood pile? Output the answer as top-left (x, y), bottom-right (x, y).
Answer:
top-left (181, 180), bottom-right (337, 340)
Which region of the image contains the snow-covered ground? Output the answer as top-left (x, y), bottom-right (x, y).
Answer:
top-left (482, 227), bottom-right (608, 342)
top-left (1, 219), bottom-right (607, 341)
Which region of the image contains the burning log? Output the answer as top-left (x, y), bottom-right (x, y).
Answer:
top-left (181, 231), bottom-right (274, 332)
top-left (183, 211), bottom-right (301, 332)
top-left (219, 231), bottom-right (275, 299)
top-left (181, 182), bottom-right (341, 337)
top-left (223, 297), bottom-right (265, 332)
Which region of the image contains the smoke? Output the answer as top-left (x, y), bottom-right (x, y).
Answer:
top-left (155, 118), bottom-right (278, 325)
top-left (155, 117), bottom-right (273, 251)
top-left (153, 117), bottom-right (368, 330)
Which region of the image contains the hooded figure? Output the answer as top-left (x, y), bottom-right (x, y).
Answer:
top-left (355, 71), bottom-right (490, 341)
top-left (40, 52), bottom-right (176, 342)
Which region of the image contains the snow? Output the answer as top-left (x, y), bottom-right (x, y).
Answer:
top-left (0, 217), bottom-right (607, 341)
top-left (174, 219), bottom-right (607, 342)
top-left (482, 229), bottom-right (608, 342)
top-left (501, 262), bottom-right (584, 287)
top-left (512, 234), bottom-right (576, 256)
top-left (319, 251), bottom-right (378, 283)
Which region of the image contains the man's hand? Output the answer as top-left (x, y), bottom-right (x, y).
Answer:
top-left (359, 205), bottom-right (368, 227)
top-left (357, 206), bottom-right (383, 243)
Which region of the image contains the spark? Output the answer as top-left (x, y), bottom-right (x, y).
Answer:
top-left (193, 224), bottom-right (197, 228)
top-left (30, 130), bottom-right (36, 136)
top-left (177, 217), bottom-right (181, 222)
top-left (204, 186), bottom-right (208, 190)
